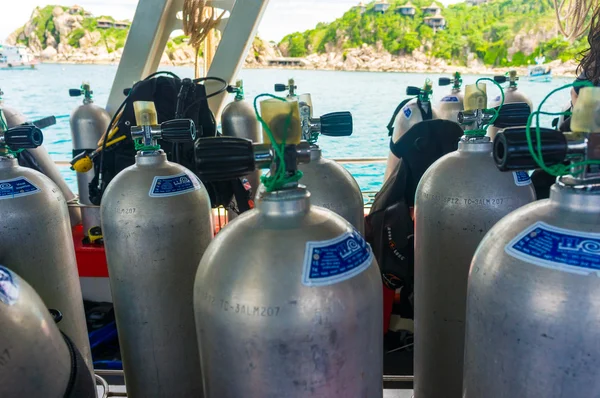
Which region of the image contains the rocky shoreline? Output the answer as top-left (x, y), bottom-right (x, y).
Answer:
top-left (43, 43), bottom-right (579, 78)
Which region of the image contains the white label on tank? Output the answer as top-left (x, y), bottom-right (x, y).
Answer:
top-left (302, 229), bottom-right (373, 287)
top-left (403, 106), bottom-right (412, 120)
top-left (0, 266), bottom-right (19, 306)
top-left (513, 171), bottom-right (532, 186)
top-left (0, 177), bottom-right (41, 200)
top-left (441, 96), bottom-right (459, 103)
top-left (505, 222), bottom-right (600, 275)
top-left (148, 172), bottom-right (201, 198)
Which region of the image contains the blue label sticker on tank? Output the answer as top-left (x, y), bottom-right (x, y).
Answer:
top-left (505, 222), bottom-right (600, 275)
top-left (513, 171), bottom-right (532, 186)
top-left (0, 266), bottom-right (19, 306)
top-left (495, 95), bottom-right (501, 102)
top-left (149, 172), bottom-right (201, 198)
top-left (302, 229), bottom-right (373, 287)
top-left (403, 106), bottom-right (412, 119)
top-left (441, 96), bottom-right (459, 102)
top-left (0, 177), bottom-right (41, 200)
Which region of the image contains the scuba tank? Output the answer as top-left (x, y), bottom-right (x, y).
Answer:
top-left (0, 265), bottom-right (95, 398)
top-left (1, 98), bottom-right (82, 226)
top-left (0, 120), bottom-right (93, 371)
top-left (100, 102), bottom-right (211, 397)
top-left (69, 83), bottom-right (111, 240)
top-left (488, 70), bottom-right (533, 140)
top-left (274, 82), bottom-right (364, 232)
top-left (384, 80), bottom-right (438, 182)
top-left (413, 82), bottom-right (536, 398)
top-left (221, 79), bottom-right (262, 195)
top-left (437, 72), bottom-right (464, 123)
top-left (463, 86), bottom-right (600, 397)
top-left (193, 95), bottom-right (383, 398)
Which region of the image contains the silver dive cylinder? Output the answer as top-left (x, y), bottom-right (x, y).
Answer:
top-left (385, 81), bottom-right (439, 183)
top-left (464, 86), bottom-right (600, 398)
top-left (488, 71), bottom-right (533, 140)
top-left (437, 72), bottom-right (464, 124)
top-left (0, 266), bottom-right (95, 398)
top-left (2, 105), bottom-right (82, 226)
top-left (69, 83), bottom-right (111, 238)
top-left (413, 83), bottom-right (536, 398)
top-left (296, 91), bottom-right (364, 233)
top-left (193, 106), bottom-right (383, 397)
top-left (0, 123), bottom-right (93, 372)
top-left (100, 102), bottom-right (212, 398)
top-left (221, 79), bottom-right (262, 195)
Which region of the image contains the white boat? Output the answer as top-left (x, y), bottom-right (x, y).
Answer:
top-left (0, 44), bottom-right (37, 70)
top-left (528, 55), bottom-right (552, 82)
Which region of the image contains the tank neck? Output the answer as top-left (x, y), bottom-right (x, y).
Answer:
top-left (257, 186), bottom-right (311, 218)
top-left (0, 156), bottom-right (18, 170)
top-left (551, 180), bottom-right (600, 213)
top-left (458, 136), bottom-right (492, 153)
top-left (310, 145), bottom-right (322, 161)
top-left (135, 150), bottom-right (167, 166)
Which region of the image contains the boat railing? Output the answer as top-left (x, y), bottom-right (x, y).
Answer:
top-left (52, 157), bottom-right (386, 206)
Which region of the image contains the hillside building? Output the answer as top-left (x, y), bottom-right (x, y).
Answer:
top-left (373, 0), bottom-right (390, 14)
top-left (397, 2), bottom-right (416, 16)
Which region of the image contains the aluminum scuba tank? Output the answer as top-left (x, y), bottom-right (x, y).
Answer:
top-left (0, 265), bottom-right (95, 398)
top-left (413, 83), bottom-right (536, 398)
top-left (193, 96), bottom-right (383, 398)
top-left (0, 122), bottom-right (93, 371)
top-left (272, 84), bottom-right (364, 232)
top-left (488, 71), bottom-right (533, 140)
top-left (69, 83), bottom-right (111, 239)
top-left (463, 86), bottom-right (600, 398)
top-left (221, 79), bottom-right (262, 194)
top-left (1, 102), bottom-right (82, 226)
top-left (100, 102), bottom-right (212, 397)
top-left (437, 72), bottom-right (464, 124)
top-left (384, 80), bottom-right (439, 182)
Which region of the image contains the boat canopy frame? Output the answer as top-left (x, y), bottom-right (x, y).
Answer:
top-left (106, 0), bottom-right (269, 118)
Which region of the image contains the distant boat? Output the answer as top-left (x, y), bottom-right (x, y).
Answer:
top-left (0, 44), bottom-right (37, 70)
top-left (528, 55), bottom-right (552, 82)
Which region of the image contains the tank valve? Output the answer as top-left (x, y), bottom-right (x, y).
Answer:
top-left (69, 82), bottom-right (94, 104)
top-left (458, 83), bottom-right (493, 129)
top-left (195, 137), bottom-right (310, 182)
top-left (439, 72), bottom-right (462, 90)
top-left (494, 127), bottom-right (580, 171)
top-left (0, 124), bottom-right (44, 156)
top-left (274, 78), bottom-right (297, 98)
top-left (407, 79), bottom-right (433, 103)
top-left (130, 101), bottom-right (196, 152)
top-left (494, 86), bottom-right (600, 183)
top-left (299, 104), bottom-right (353, 141)
top-left (226, 79), bottom-right (245, 101)
top-left (494, 70), bottom-right (519, 88)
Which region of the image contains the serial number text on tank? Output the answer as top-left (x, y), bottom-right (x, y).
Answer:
top-left (201, 291), bottom-right (281, 317)
top-left (421, 191), bottom-right (512, 207)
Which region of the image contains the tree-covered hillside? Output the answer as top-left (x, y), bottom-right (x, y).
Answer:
top-left (280, 0), bottom-right (589, 66)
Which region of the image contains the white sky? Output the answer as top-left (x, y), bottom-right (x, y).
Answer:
top-left (1, 0), bottom-right (463, 43)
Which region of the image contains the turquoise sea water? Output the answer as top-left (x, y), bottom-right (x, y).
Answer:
top-left (0, 64), bottom-right (574, 193)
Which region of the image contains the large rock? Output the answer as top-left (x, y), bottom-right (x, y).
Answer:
top-left (54, 13), bottom-right (82, 38)
top-left (52, 6), bottom-right (64, 18)
top-left (41, 46), bottom-right (58, 60)
top-left (45, 31), bottom-right (57, 48)
top-left (344, 54), bottom-right (361, 70)
top-left (79, 31), bottom-right (101, 48)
